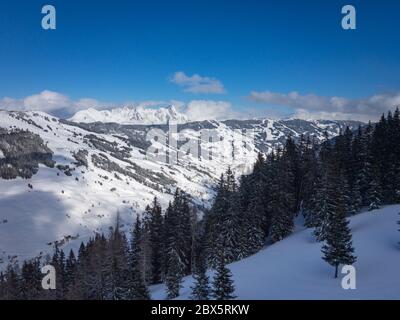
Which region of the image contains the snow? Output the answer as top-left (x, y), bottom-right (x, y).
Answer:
top-left (151, 205), bottom-right (400, 300)
top-left (0, 110), bottom-right (254, 266)
top-left (0, 110), bottom-right (362, 268)
top-left (69, 105), bottom-right (188, 125)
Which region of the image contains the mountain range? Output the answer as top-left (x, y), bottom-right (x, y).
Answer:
top-left (0, 107), bottom-right (362, 267)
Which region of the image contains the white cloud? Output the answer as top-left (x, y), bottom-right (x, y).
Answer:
top-left (0, 91), bottom-right (237, 121)
top-left (23, 90), bottom-right (71, 112)
top-left (170, 71), bottom-right (226, 94)
top-left (0, 90), bottom-right (114, 116)
top-left (184, 100), bottom-right (236, 121)
top-left (249, 90), bottom-right (400, 121)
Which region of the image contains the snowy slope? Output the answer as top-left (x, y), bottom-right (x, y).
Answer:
top-left (151, 205), bottom-right (400, 300)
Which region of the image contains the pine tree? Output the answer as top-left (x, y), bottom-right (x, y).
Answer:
top-left (321, 174), bottom-right (357, 278)
top-left (19, 259), bottom-right (42, 299)
top-left (190, 249), bottom-right (210, 300)
top-left (3, 264), bottom-right (20, 300)
top-left (148, 197), bottom-right (164, 284)
top-left (164, 189), bottom-right (193, 274)
top-left (212, 253), bottom-right (236, 300)
top-left (165, 246), bottom-right (184, 299)
top-left (366, 175), bottom-right (382, 211)
top-left (106, 213), bottom-right (131, 300)
top-left (130, 215), bottom-right (150, 300)
top-left (205, 174), bottom-right (230, 267)
top-left (312, 173), bottom-right (331, 242)
top-left (64, 249), bottom-right (77, 294)
top-left (269, 149), bottom-right (296, 243)
top-left (51, 245), bottom-right (66, 299)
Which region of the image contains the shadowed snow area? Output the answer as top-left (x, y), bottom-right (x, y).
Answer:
top-left (151, 205), bottom-right (400, 300)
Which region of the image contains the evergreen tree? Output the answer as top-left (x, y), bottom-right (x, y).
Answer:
top-left (165, 246), bottom-right (184, 299)
top-left (190, 249), bottom-right (211, 300)
top-left (3, 264), bottom-right (20, 300)
top-left (108, 213), bottom-right (132, 300)
top-left (212, 253), bottom-right (236, 300)
top-left (148, 197), bottom-right (164, 284)
top-left (366, 175), bottom-right (383, 211)
top-left (269, 147), bottom-right (296, 243)
top-left (204, 174), bottom-right (230, 267)
top-left (321, 174), bottom-right (357, 278)
top-left (64, 250), bottom-right (77, 294)
top-left (130, 215), bottom-right (151, 300)
top-left (19, 259), bottom-right (42, 300)
top-left (312, 173), bottom-right (331, 242)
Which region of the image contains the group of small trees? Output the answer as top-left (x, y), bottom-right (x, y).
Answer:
top-left (0, 189), bottom-right (236, 300)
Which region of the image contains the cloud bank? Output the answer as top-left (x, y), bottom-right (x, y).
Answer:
top-left (170, 71), bottom-right (226, 94)
top-left (249, 90), bottom-right (400, 121)
top-left (0, 90), bottom-right (112, 117)
top-left (185, 100), bottom-right (237, 121)
top-left (1, 89), bottom-right (398, 122)
top-left (0, 90), bottom-right (236, 121)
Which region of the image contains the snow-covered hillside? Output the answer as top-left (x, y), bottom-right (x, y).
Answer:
top-left (0, 109), bottom-right (362, 268)
top-left (151, 205), bottom-right (400, 300)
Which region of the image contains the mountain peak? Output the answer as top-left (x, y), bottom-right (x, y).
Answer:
top-left (69, 104), bottom-right (188, 125)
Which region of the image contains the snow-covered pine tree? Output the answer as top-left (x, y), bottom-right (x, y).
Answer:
top-left (312, 173), bottom-right (331, 242)
top-left (19, 259), bottom-right (42, 299)
top-left (301, 136), bottom-right (321, 224)
top-left (269, 147), bottom-right (296, 243)
top-left (175, 190), bottom-right (194, 274)
top-left (240, 155), bottom-right (272, 256)
top-left (212, 253), bottom-right (236, 300)
top-left (165, 246), bottom-right (184, 300)
top-left (215, 170), bottom-right (244, 263)
top-left (242, 194), bottom-right (267, 256)
top-left (107, 213), bottom-right (131, 300)
top-left (350, 125), bottom-right (366, 213)
top-left (64, 249), bottom-right (77, 294)
top-left (163, 189), bottom-right (193, 276)
top-left (321, 171), bottom-right (357, 278)
top-left (51, 245), bottom-right (66, 299)
top-left (204, 173), bottom-right (231, 267)
top-left (366, 175), bottom-right (383, 211)
top-left (190, 249), bottom-right (211, 300)
top-left (148, 197), bottom-right (164, 284)
top-left (3, 264), bottom-right (20, 299)
top-left (130, 215), bottom-right (150, 300)
top-left (140, 206), bottom-right (155, 284)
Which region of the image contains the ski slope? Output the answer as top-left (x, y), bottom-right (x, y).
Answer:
top-left (151, 205), bottom-right (400, 300)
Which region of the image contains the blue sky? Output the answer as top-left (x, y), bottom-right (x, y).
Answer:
top-left (0, 0), bottom-right (400, 120)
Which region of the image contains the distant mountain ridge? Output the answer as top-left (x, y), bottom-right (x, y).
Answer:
top-left (69, 105), bottom-right (188, 124)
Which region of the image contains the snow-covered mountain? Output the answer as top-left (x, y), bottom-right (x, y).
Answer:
top-left (151, 205), bottom-right (400, 300)
top-left (0, 110), bottom-right (362, 267)
top-left (69, 105), bottom-right (188, 125)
